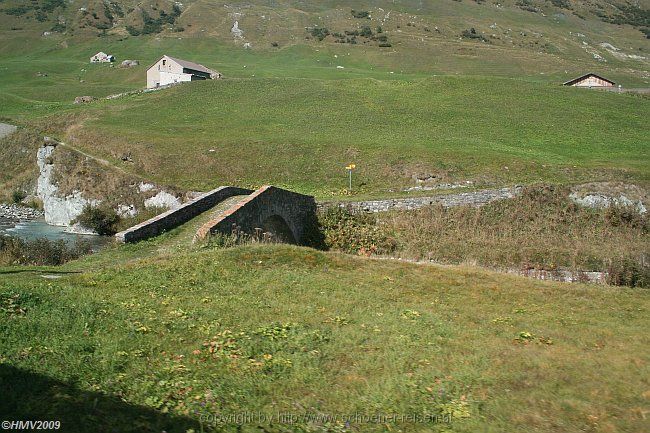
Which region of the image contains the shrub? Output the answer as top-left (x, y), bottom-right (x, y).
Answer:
top-left (359, 26), bottom-right (373, 37)
top-left (4, 6), bottom-right (32, 16)
top-left (309, 27), bottom-right (329, 41)
top-left (126, 25), bottom-right (140, 36)
top-left (351, 10), bottom-right (370, 19)
top-left (141, 11), bottom-right (163, 34)
top-left (318, 207), bottom-right (397, 256)
top-left (50, 22), bottom-right (66, 32)
top-left (604, 204), bottom-right (647, 230)
top-left (74, 205), bottom-right (120, 236)
top-left (461, 28), bottom-right (488, 42)
top-left (607, 258), bottom-right (649, 288)
top-left (35, 11), bottom-right (48, 22)
top-left (11, 190), bottom-right (26, 204)
top-left (203, 225), bottom-right (278, 249)
top-left (550, 0), bottom-right (571, 9)
top-left (0, 236), bottom-right (92, 266)
top-left (41, 0), bottom-right (66, 13)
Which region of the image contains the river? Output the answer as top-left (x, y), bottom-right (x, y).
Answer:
top-left (0, 217), bottom-right (113, 251)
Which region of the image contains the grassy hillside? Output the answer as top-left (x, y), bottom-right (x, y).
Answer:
top-left (1, 0), bottom-right (649, 120)
top-left (1, 241), bottom-right (649, 432)
top-left (0, 1), bottom-right (647, 200)
top-left (53, 76), bottom-right (648, 198)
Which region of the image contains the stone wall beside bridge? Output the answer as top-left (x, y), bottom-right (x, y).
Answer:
top-left (320, 186), bottom-right (523, 213)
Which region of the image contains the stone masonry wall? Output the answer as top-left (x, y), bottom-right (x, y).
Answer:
top-left (319, 186), bottom-right (523, 213)
top-left (116, 186), bottom-right (252, 243)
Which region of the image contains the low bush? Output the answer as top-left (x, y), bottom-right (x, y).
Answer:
top-left (605, 204), bottom-right (648, 229)
top-left (41, 0), bottom-right (66, 13)
top-left (359, 26), bottom-right (373, 37)
top-left (607, 257), bottom-right (649, 288)
top-left (318, 207), bottom-right (397, 256)
top-left (4, 6), bottom-right (32, 16)
top-left (11, 190), bottom-right (26, 204)
top-left (351, 10), bottom-right (370, 19)
top-left (74, 205), bottom-right (120, 236)
top-left (50, 22), bottom-right (66, 32)
top-left (550, 0), bottom-right (571, 9)
top-left (461, 28), bottom-right (488, 42)
top-left (202, 224), bottom-right (278, 249)
top-left (309, 27), bottom-right (329, 41)
top-left (0, 236), bottom-right (92, 266)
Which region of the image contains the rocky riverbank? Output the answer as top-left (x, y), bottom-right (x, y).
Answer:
top-left (0, 203), bottom-right (44, 221)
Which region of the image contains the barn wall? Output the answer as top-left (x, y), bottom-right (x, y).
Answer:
top-left (146, 56), bottom-right (186, 88)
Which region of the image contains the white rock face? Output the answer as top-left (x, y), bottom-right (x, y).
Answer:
top-left (36, 145), bottom-right (98, 226)
top-left (117, 204), bottom-right (137, 218)
top-left (138, 182), bottom-right (155, 192)
top-left (144, 191), bottom-right (182, 209)
top-left (231, 21), bottom-right (244, 39)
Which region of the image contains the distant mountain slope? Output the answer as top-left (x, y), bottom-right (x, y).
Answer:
top-left (1, 0), bottom-right (648, 82)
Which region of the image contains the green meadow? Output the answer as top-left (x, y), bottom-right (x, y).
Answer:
top-left (60, 76), bottom-right (648, 197)
top-left (2, 238), bottom-right (649, 433)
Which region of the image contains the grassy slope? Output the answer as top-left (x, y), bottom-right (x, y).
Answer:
top-left (1, 241), bottom-right (649, 432)
top-left (0, 1), bottom-right (648, 199)
top-left (63, 76), bottom-right (649, 197)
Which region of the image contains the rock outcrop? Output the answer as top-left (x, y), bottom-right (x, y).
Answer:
top-left (74, 96), bottom-right (94, 104)
top-left (36, 142), bottom-right (97, 227)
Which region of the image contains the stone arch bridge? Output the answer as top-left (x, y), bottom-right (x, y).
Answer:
top-left (116, 185), bottom-right (318, 245)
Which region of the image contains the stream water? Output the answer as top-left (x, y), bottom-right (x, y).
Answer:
top-left (0, 217), bottom-right (112, 251)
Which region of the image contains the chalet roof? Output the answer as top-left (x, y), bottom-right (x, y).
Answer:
top-left (563, 73), bottom-right (615, 86)
top-left (150, 55), bottom-right (217, 75)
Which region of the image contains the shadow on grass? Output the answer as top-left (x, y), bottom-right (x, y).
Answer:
top-left (0, 364), bottom-right (201, 433)
top-left (0, 269), bottom-right (82, 275)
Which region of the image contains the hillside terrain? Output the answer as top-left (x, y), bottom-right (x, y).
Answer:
top-left (1, 230), bottom-right (649, 432)
top-left (0, 2), bottom-right (649, 432)
top-left (1, 0), bottom-right (648, 199)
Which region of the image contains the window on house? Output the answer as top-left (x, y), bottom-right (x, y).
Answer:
top-left (162, 59), bottom-right (166, 66)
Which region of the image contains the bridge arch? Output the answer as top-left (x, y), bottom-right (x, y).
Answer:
top-left (194, 185), bottom-right (317, 245)
top-left (262, 215), bottom-right (296, 243)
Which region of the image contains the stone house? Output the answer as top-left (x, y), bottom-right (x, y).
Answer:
top-left (146, 55), bottom-right (222, 89)
top-left (90, 51), bottom-right (115, 63)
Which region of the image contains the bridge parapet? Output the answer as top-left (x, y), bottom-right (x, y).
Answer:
top-left (116, 186), bottom-right (252, 243)
top-left (194, 185), bottom-right (317, 245)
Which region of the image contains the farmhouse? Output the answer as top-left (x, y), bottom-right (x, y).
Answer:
top-left (90, 52), bottom-right (115, 63)
top-left (146, 55), bottom-right (222, 89)
top-left (563, 73), bottom-right (615, 88)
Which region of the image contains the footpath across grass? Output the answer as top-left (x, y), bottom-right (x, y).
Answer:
top-left (1, 244), bottom-right (648, 432)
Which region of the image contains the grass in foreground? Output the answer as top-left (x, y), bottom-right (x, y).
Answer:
top-left (1, 244), bottom-right (648, 432)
